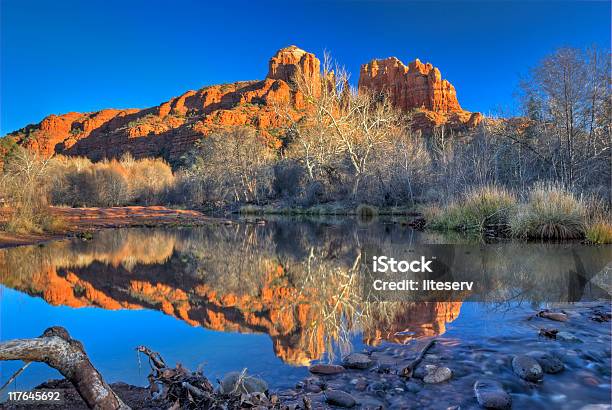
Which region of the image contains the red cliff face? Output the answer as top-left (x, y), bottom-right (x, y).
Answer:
top-left (5, 47), bottom-right (482, 162)
top-left (267, 45), bottom-right (320, 87)
top-left (5, 47), bottom-right (320, 162)
top-left (358, 57), bottom-right (482, 131)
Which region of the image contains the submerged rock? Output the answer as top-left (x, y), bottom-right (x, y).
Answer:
top-left (528, 351), bottom-right (564, 374)
top-left (325, 389), bottom-right (357, 407)
top-left (512, 355), bottom-right (543, 382)
top-left (405, 381), bottom-right (422, 393)
top-left (474, 379), bottom-right (512, 409)
top-left (423, 365), bottom-right (452, 383)
top-left (342, 353), bottom-right (374, 369)
top-left (309, 364), bottom-right (345, 375)
top-left (556, 331), bottom-right (582, 343)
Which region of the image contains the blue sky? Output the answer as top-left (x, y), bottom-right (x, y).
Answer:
top-left (1, 0), bottom-right (609, 134)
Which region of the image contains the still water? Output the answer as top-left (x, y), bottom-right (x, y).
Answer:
top-left (0, 217), bottom-right (610, 407)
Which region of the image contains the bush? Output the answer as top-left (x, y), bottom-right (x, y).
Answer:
top-left (49, 154), bottom-right (174, 207)
top-left (427, 185), bottom-right (516, 232)
top-left (0, 148), bottom-right (65, 233)
top-left (273, 160), bottom-right (305, 200)
top-left (510, 184), bottom-right (586, 240)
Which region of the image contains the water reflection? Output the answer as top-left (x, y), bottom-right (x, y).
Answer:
top-left (0, 219), bottom-right (610, 366)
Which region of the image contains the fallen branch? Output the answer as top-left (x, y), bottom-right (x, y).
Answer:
top-left (0, 326), bottom-right (129, 410)
top-left (0, 361), bottom-right (31, 393)
top-left (401, 338), bottom-right (436, 378)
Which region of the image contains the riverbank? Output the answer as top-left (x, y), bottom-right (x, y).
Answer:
top-left (0, 206), bottom-right (231, 248)
top-left (3, 302), bottom-right (609, 409)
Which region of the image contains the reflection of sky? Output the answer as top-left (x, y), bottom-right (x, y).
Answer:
top-left (0, 279), bottom-right (533, 395)
top-left (0, 286), bottom-right (309, 393)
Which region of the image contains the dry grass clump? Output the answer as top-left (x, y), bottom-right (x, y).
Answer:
top-left (585, 221), bottom-right (612, 244)
top-left (510, 183), bottom-right (586, 240)
top-left (426, 185), bottom-right (516, 232)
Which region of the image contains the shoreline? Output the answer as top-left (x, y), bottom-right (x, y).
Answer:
top-left (0, 206), bottom-right (232, 249)
top-left (1, 204), bottom-right (605, 249)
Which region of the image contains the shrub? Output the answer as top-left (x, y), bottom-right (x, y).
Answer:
top-left (49, 154), bottom-right (174, 207)
top-left (0, 148), bottom-right (65, 233)
top-left (510, 184), bottom-right (586, 240)
top-left (585, 221), bottom-right (612, 244)
top-left (272, 160), bottom-right (305, 200)
top-left (427, 185), bottom-right (516, 232)
top-left (122, 154), bottom-right (174, 204)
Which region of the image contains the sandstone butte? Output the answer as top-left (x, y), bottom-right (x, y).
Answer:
top-left (2, 45), bottom-right (482, 163)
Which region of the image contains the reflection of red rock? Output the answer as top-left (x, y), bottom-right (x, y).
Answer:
top-left (0, 241), bottom-right (461, 366)
top-left (358, 57), bottom-right (482, 131)
top-left (362, 302), bottom-right (462, 346)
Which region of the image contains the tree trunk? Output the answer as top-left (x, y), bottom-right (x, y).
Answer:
top-left (0, 326), bottom-right (130, 410)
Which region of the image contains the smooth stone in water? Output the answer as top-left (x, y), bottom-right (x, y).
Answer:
top-left (309, 364), bottom-right (345, 375)
top-left (556, 331), bottom-right (582, 343)
top-left (528, 351), bottom-right (564, 374)
top-left (538, 311), bottom-right (568, 322)
top-left (325, 390), bottom-right (357, 408)
top-left (343, 353), bottom-right (374, 369)
top-left (473, 379), bottom-right (512, 409)
top-left (423, 365), bottom-right (452, 383)
top-left (512, 355), bottom-right (543, 382)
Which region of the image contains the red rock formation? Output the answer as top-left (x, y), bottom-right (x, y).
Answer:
top-left (4, 46), bottom-right (483, 162)
top-left (267, 45), bottom-right (320, 89)
top-left (4, 47), bottom-right (318, 162)
top-left (358, 56), bottom-right (482, 131)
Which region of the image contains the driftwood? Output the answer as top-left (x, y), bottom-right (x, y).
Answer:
top-left (400, 338), bottom-right (436, 378)
top-left (136, 345), bottom-right (216, 408)
top-left (136, 345), bottom-right (283, 409)
top-left (0, 326), bottom-right (129, 410)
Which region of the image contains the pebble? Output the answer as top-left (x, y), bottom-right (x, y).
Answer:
top-left (309, 364), bottom-right (345, 375)
top-left (343, 352), bottom-right (374, 369)
top-left (325, 389), bottom-right (357, 408)
top-left (423, 365), bottom-right (452, 383)
top-left (527, 351), bottom-right (564, 373)
top-left (355, 380), bottom-right (368, 391)
top-left (473, 379), bottom-right (512, 409)
top-left (405, 381), bottom-right (422, 393)
top-left (305, 383), bottom-right (322, 393)
top-left (512, 355), bottom-right (543, 382)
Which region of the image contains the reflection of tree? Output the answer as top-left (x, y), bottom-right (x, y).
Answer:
top-left (1, 221), bottom-right (609, 366)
